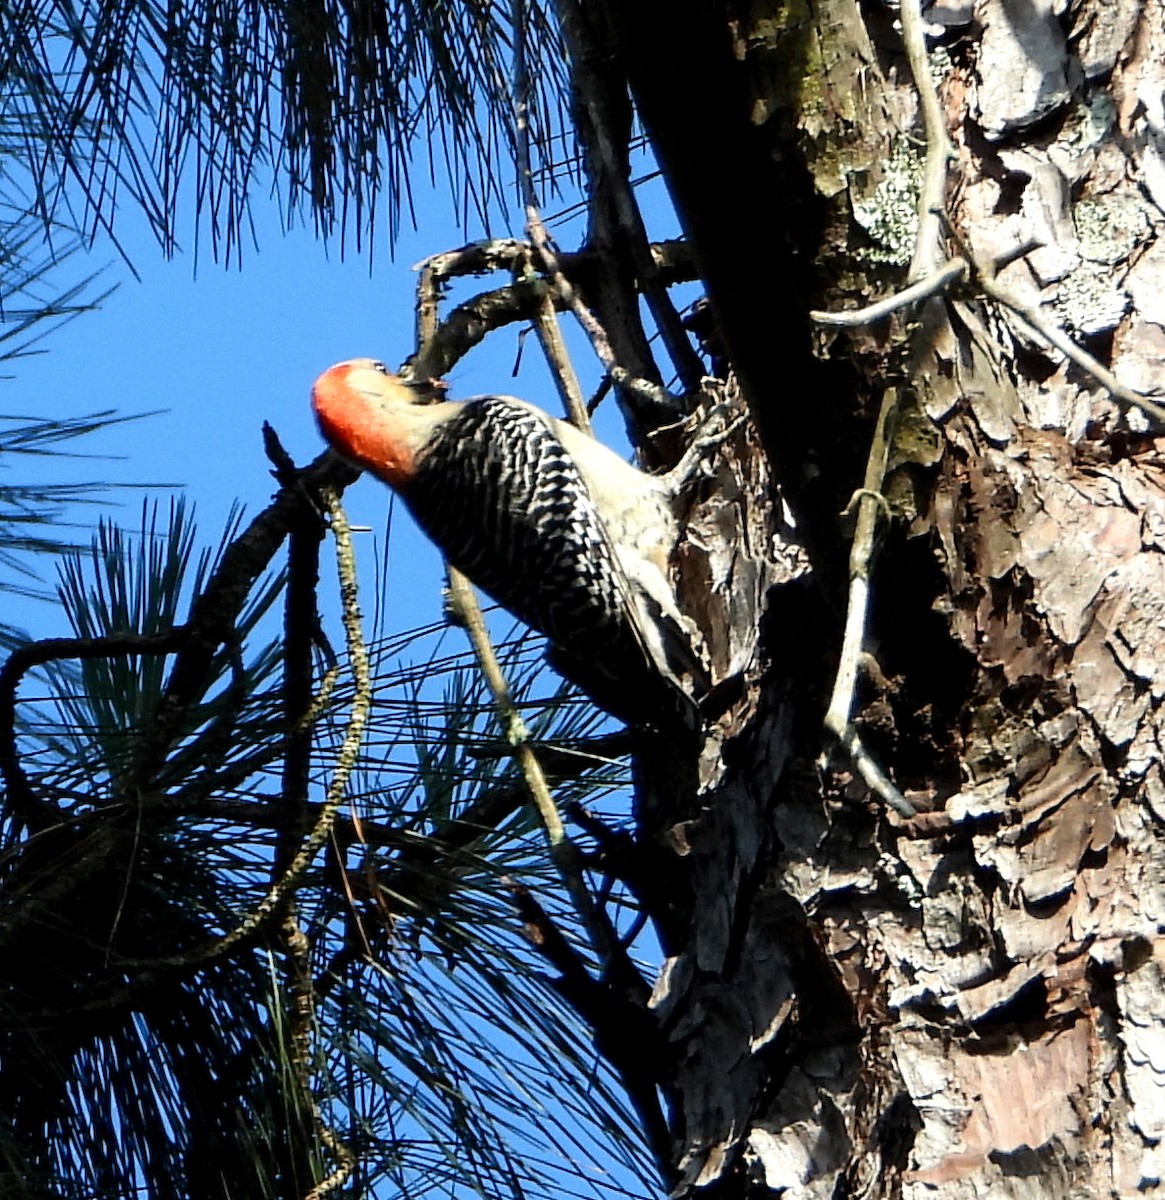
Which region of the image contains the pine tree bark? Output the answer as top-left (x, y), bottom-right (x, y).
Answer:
top-left (596, 0), bottom-right (1165, 1194)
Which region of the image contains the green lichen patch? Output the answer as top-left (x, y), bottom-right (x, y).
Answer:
top-left (1075, 192), bottom-right (1151, 266)
top-left (851, 140), bottom-right (924, 265)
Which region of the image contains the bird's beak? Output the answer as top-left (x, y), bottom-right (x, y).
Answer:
top-left (396, 375), bottom-right (449, 405)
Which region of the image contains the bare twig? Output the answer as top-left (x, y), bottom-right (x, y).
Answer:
top-left (412, 268), bottom-right (548, 382)
top-left (831, 722), bottom-right (915, 816)
top-left (552, 0), bottom-right (704, 394)
top-left (809, 246), bottom-right (1165, 423)
top-left (814, 0), bottom-right (956, 818)
top-left (414, 231), bottom-right (617, 962)
top-left (416, 237), bottom-right (696, 291)
top-left (530, 268), bottom-right (594, 434)
top-left (820, 390), bottom-right (915, 818)
top-left (416, 239), bottom-right (532, 280)
top-left (511, 0), bottom-right (673, 414)
top-left (415, 232), bottom-right (571, 845)
top-left (443, 570), bottom-right (620, 962)
top-left (978, 270), bottom-right (1165, 425)
top-left (444, 569), bottom-right (565, 846)
top-left (810, 258), bottom-right (968, 327)
top-left (410, 240), bottom-right (699, 385)
top-left (899, 0), bottom-right (954, 282)
top-left (458, 181), bottom-right (594, 435)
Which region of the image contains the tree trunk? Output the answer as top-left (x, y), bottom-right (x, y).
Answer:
top-left (594, 0), bottom-right (1165, 1194)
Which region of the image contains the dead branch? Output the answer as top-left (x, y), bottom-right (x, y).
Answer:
top-left (821, 392), bottom-right (916, 818)
top-left (511, 0), bottom-right (675, 418)
top-left (507, 879), bottom-right (671, 1179)
top-left (816, 0), bottom-right (953, 819)
top-left (553, 0), bottom-right (704, 396)
top-left (810, 259), bottom-right (967, 327)
top-left (978, 268), bottom-right (1165, 425)
top-left (899, 0), bottom-right (954, 283)
top-left (410, 239), bottom-right (699, 385)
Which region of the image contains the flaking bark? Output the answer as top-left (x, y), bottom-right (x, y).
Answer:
top-left (599, 0), bottom-right (1165, 1194)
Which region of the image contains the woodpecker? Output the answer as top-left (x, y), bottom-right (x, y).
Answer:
top-left (311, 359), bottom-right (706, 732)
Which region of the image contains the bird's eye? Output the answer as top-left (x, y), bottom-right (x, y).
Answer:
top-left (371, 361), bottom-right (389, 374)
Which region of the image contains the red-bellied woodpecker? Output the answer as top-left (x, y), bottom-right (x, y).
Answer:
top-left (311, 359), bottom-right (707, 732)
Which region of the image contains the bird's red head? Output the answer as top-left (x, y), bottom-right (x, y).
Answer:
top-left (311, 359), bottom-right (439, 487)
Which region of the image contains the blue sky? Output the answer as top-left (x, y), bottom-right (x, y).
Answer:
top-left (4, 163), bottom-right (678, 645)
top-left (3, 185), bottom-right (594, 638)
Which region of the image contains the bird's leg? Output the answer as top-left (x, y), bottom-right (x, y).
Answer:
top-left (662, 403), bottom-right (748, 491)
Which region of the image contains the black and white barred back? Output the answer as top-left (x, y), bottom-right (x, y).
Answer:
top-left (404, 396), bottom-right (644, 666)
